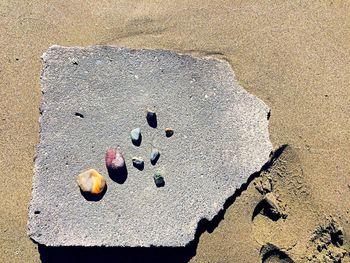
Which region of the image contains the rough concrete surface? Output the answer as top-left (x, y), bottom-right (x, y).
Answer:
top-left (28, 46), bottom-right (272, 247)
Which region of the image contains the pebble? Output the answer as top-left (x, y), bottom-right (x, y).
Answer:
top-left (146, 109), bottom-right (157, 128)
top-left (105, 148), bottom-right (126, 171)
top-left (150, 148), bottom-right (160, 165)
top-left (153, 171), bottom-right (165, 187)
top-left (130, 128), bottom-right (141, 145)
top-left (165, 128), bottom-right (174, 137)
top-left (76, 169), bottom-right (106, 195)
top-left (132, 157), bottom-right (144, 170)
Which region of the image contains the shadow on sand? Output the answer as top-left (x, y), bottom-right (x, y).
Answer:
top-left (38, 245), bottom-right (196, 263)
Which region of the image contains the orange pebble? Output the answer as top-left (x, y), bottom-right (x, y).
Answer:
top-left (165, 128), bottom-right (174, 137)
top-left (76, 169), bottom-right (106, 195)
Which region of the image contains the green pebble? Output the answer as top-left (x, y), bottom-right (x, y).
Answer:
top-left (153, 171), bottom-right (165, 187)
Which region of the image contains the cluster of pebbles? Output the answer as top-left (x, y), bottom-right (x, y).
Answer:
top-left (75, 109), bottom-right (173, 198)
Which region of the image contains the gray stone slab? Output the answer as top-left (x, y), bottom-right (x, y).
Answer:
top-left (28, 46), bottom-right (272, 247)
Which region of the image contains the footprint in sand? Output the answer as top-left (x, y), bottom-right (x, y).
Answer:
top-left (252, 192), bottom-right (287, 222)
top-left (251, 146), bottom-right (297, 262)
top-left (252, 193), bottom-right (293, 262)
top-left (260, 243), bottom-right (295, 263)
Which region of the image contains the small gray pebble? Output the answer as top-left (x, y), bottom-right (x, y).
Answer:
top-left (150, 148), bottom-right (160, 165)
top-left (132, 157), bottom-right (144, 170)
top-left (130, 128), bottom-right (141, 146)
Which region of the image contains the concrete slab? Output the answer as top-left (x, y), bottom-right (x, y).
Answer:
top-left (28, 46), bottom-right (272, 247)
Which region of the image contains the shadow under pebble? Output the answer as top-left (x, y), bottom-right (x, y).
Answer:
top-left (108, 166), bottom-right (128, 184)
top-left (81, 184), bottom-right (107, 202)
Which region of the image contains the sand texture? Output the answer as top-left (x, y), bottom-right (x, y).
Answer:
top-left (0, 0), bottom-right (349, 262)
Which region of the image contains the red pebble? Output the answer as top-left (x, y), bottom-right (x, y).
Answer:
top-left (105, 148), bottom-right (125, 171)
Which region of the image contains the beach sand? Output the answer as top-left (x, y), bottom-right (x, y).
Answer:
top-left (0, 1), bottom-right (349, 262)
